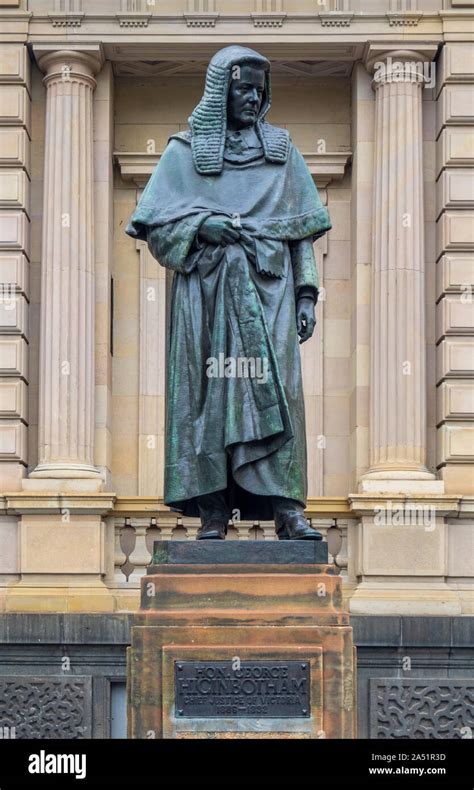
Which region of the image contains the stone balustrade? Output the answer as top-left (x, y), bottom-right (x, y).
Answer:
top-left (112, 514), bottom-right (349, 586)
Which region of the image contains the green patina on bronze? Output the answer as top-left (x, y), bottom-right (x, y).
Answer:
top-left (126, 45), bottom-right (331, 520)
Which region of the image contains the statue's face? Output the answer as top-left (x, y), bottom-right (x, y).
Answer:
top-left (227, 64), bottom-right (266, 131)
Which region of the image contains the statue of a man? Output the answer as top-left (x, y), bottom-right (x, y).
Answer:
top-left (126, 46), bottom-right (331, 541)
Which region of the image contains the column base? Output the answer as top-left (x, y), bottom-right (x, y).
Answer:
top-left (24, 463), bottom-right (103, 493)
top-left (360, 469), bottom-right (445, 495)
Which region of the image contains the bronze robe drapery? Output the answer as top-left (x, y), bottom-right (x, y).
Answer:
top-left (126, 130), bottom-right (331, 519)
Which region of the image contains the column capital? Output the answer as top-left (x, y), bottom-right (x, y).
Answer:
top-left (363, 42), bottom-right (439, 87)
top-left (33, 44), bottom-right (103, 87)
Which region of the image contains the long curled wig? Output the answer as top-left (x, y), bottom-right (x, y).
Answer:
top-left (189, 45), bottom-right (290, 175)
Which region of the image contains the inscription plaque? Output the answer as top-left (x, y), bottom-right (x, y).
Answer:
top-left (175, 660), bottom-right (310, 718)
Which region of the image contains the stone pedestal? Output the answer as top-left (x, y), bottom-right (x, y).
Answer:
top-left (1, 491), bottom-right (116, 613)
top-left (128, 541), bottom-right (356, 739)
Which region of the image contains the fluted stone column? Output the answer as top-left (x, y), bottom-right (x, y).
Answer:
top-left (361, 46), bottom-right (443, 494)
top-left (31, 49), bottom-right (102, 483)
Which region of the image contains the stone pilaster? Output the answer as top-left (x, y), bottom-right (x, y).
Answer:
top-left (361, 44), bottom-right (443, 495)
top-left (28, 48), bottom-right (102, 487)
top-left (435, 42), bottom-right (474, 495)
top-left (93, 61), bottom-right (114, 490)
top-left (0, 43), bottom-right (31, 492)
top-left (349, 63), bottom-right (374, 490)
top-left (137, 238), bottom-right (166, 497)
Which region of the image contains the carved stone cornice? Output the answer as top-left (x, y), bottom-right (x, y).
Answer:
top-left (183, 13), bottom-right (219, 28)
top-left (48, 12), bottom-right (84, 28)
top-left (115, 13), bottom-right (151, 28)
top-left (387, 13), bottom-right (422, 27)
top-left (23, 10), bottom-right (445, 47)
top-left (114, 150), bottom-right (352, 190)
top-left (251, 13), bottom-right (286, 28)
top-left (319, 13), bottom-right (354, 28)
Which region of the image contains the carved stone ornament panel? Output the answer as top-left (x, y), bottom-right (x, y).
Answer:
top-left (370, 680), bottom-right (474, 739)
top-left (0, 677), bottom-right (92, 738)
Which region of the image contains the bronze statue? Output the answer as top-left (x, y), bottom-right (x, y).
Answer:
top-left (126, 46), bottom-right (331, 541)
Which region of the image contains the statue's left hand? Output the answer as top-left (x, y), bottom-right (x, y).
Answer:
top-left (296, 297), bottom-right (316, 344)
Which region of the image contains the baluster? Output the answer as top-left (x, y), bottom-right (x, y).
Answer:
top-left (248, 523), bottom-right (264, 540)
top-left (260, 521), bottom-right (276, 541)
top-left (182, 516), bottom-right (200, 540)
top-left (239, 522), bottom-right (252, 540)
top-left (226, 522), bottom-right (239, 540)
top-left (113, 519), bottom-right (128, 584)
top-left (329, 519), bottom-right (348, 573)
top-left (172, 524), bottom-right (188, 540)
top-left (310, 517), bottom-right (330, 544)
top-left (326, 519), bottom-right (343, 565)
top-left (159, 515), bottom-right (178, 542)
top-left (145, 518), bottom-right (161, 563)
top-left (119, 518), bottom-right (136, 582)
top-left (127, 521), bottom-right (151, 584)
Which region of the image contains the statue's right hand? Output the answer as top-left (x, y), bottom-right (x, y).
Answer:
top-left (198, 216), bottom-right (241, 246)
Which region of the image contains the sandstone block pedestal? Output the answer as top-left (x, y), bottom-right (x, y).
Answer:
top-left (128, 541), bottom-right (356, 739)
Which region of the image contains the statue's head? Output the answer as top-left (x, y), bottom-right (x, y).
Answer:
top-left (226, 61), bottom-right (268, 132)
top-left (189, 46), bottom-right (289, 175)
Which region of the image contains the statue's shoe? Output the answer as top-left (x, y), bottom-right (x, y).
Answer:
top-left (276, 515), bottom-right (322, 541)
top-left (196, 520), bottom-right (227, 540)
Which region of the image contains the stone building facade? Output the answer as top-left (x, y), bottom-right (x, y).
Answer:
top-left (0, 0), bottom-right (473, 738)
